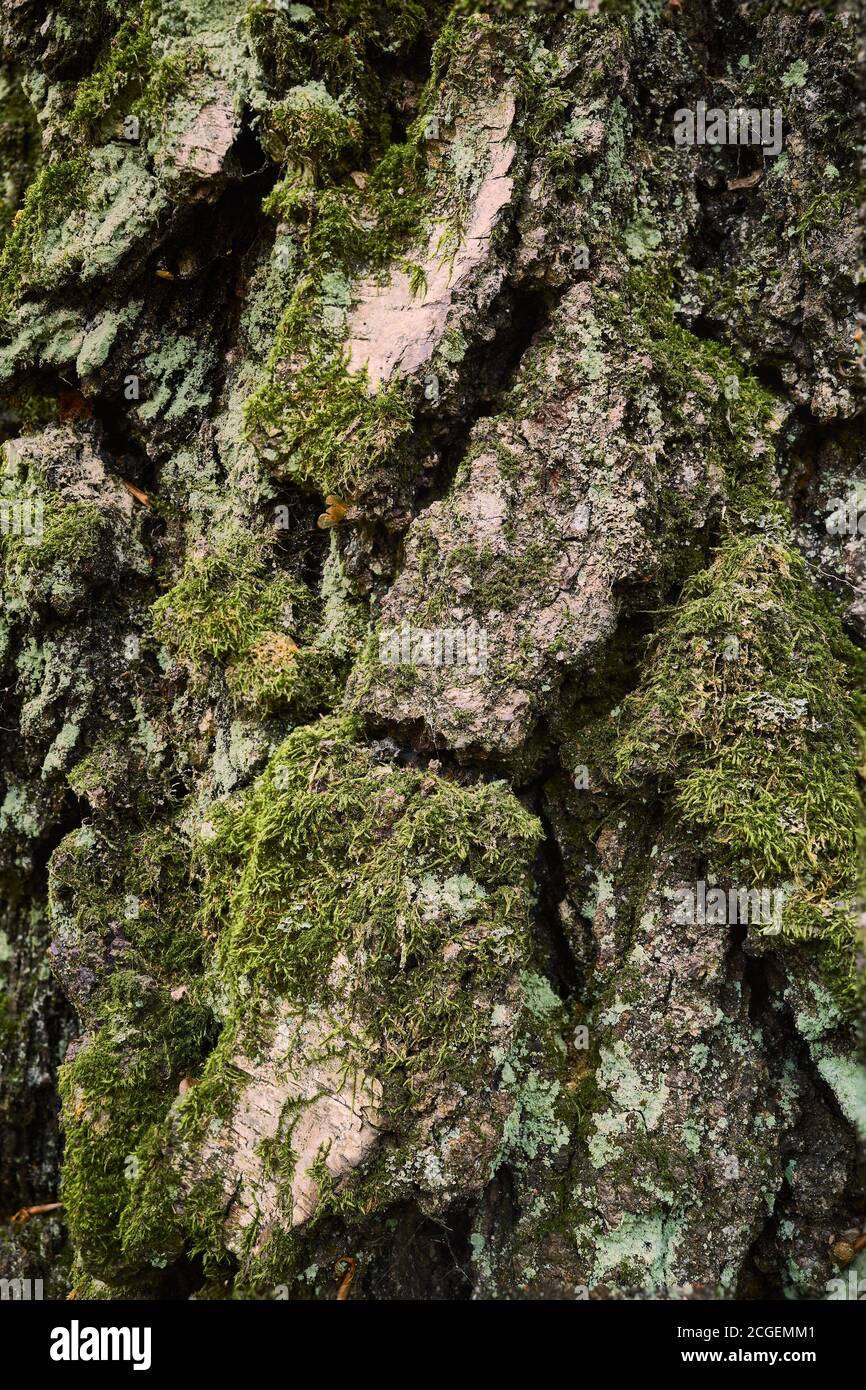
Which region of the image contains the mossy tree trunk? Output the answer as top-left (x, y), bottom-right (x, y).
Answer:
top-left (0, 0), bottom-right (864, 1300)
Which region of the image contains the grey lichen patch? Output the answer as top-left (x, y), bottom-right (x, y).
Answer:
top-left (566, 830), bottom-right (786, 1295)
top-left (586, 1213), bottom-right (687, 1291)
top-left (813, 1054), bottom-right (866, 1144)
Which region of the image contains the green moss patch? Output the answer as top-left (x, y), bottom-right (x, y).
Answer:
top-left (59, 976), bottom-right (217, 1277)
top-left (263, 83), bottom-right (362, 172)
top-left (0, 489), bottom-right (117, 617)
top-left (613, 530), bottom-right (866, 1005)
top-left (67, 2), bottom-right (155, 135)
top-left (246, 344), bottom-right (413, 497)
top-left (243, 11), bottom-right (518, 497)
top-left (55, 717), bottom-right (547, 1287)
top-left (151, 532), bottom-right (347, 717)
top-left (0, 160), bottom-right (90, 316)
top-left (200, 716), bottom-right (539, 1028)
top-left (244, 140), bottom-right (425, 496)
top-left (51, 813), bottom-right (217, 1281)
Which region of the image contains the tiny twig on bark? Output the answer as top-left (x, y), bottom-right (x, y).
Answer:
top-left (121, 480), bottom-right (152, 508)
top-left (10, 1202), bottom-right (63, 1225)
top-left (335, 1256), bottom-right (357, 1301)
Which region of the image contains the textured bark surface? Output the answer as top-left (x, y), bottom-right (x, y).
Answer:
top-left (0, 0), bottom-right (865, 1301)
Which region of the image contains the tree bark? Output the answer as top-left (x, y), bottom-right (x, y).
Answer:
top-left (0, 0), bottom-right (864, 1301)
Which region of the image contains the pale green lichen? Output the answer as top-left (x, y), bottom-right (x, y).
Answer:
top-left (587, 1042), bottom-right (670, 1170)
top-left (814, 1054), bottom-right (866, 1142)
top-left (586, 1212), bottom-right (686, 1290)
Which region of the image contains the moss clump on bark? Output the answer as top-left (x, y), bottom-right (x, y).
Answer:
top-left (151, 532), bottom-right (349, 716)
top-left (613, 531), bottom-right (866, 1007)
top-left (66, 2), bottom-right (155, 135)
top-left (243, 10), bottom-right (521, 498)
top-left (243, 146), bottom-right (427, 495)
top-left (53, 717), bottom-right (550, 1290)
top-left (0, 160), bottom-right (90, 315)
top-left (246, 0), bottom-right (433, 133)
top-left (50, 812), bottom-right (217, 1282)
top-left (151, 533), bottom-right (310, 668)
top-left (263, 84), bottom-right (363, 171)
top-left (58, 975), bottom-right (218, 1282)
top-left (0, 489), bottom-right (115, 619)
top-left (246, 349), bottom-right (414, 498)
top-left (196, 715), bottom-right (540, 1048)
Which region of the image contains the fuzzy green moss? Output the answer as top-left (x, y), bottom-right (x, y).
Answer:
top-left (1, 495), bottom-right (103, 570)
top-left (133, 44), bottom-right (209, 129)
top-left (200, 716), bottom-right (540, 1034)
top-left (151, 534), bottom-right (311, 668)
top-left (613, 529), bottom-right (866, 1004)
top-left (245, 131), bottom-right (426, 496)
top-left (0, 493), bottom-right (110, 618)
top-left (172, 716), bottom-right (545, 1273)
top-left (244, 5), bottom-right (543, 498)
top-left (0, 68), bottom-right (41, 247)
top-left (59, 977), bottom-right (217, 1277)
top-left (264, 83), bottom-right (362, 171)
top-left (0, 159), bottom-right (89, 315)
top-left (152, 531), bottom-right (367, 717)
top-left (246, 0), bottom-right (431, 123)
top-left (151, 534), bottom-right (315, 709)
top-left (66, 2), bottom-right (154, 134)
top-left (243, 12), bottom-right (438, 498)
top-left (246, 349), bottom-right (413, 496)
top-left (64, 2), bottom-right (213, 142)
top-left (51, 811), bottom-right (220, 1281)
top-left (622, 267), bottom-right (777, 485)
top-left (56, 717), bottom-right (544, 1287)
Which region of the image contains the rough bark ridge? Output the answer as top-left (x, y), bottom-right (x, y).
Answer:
top-left (0, 0), bottom-right (864, 1301)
